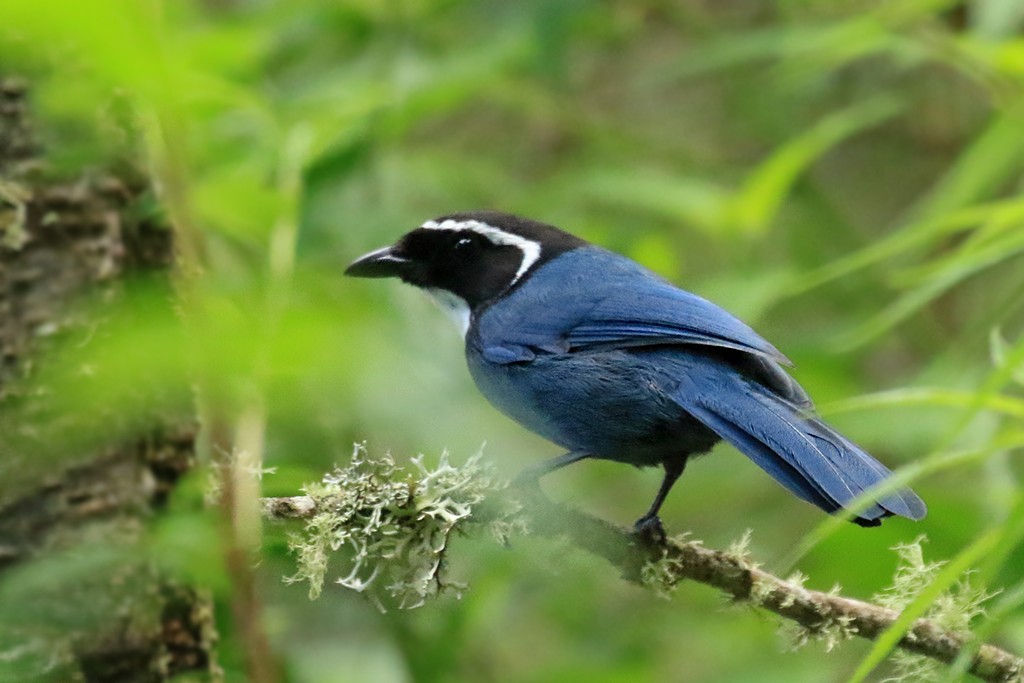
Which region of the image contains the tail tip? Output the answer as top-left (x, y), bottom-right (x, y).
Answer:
top-left (853, 491), bottom-right (928, 526)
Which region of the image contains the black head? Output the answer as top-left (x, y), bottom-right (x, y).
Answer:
top-left (345, 211), bottom-right (587, 311)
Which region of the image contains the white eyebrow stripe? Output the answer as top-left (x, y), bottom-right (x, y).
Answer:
top-left (420, 219), bottom-right (542, 284)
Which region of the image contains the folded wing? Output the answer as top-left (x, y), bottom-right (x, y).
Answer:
top-left (476, 246), bottom-right (787, 365)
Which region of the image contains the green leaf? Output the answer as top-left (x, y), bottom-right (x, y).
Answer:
top-left (730, 97), bottom-right (903, 235)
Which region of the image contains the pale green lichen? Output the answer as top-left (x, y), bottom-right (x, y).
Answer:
top-left (720, 530), bottom-right (768, 610)
top-left (285, 444), bottom-right (498, 610)
top-left (639, 533), bottom-right (693, 599)
top-left (485, 496), bottom-right (528, 547)
top-left (778, 570), bottom-right (809, 609)
top-left (748, 576), bottom-right (773, 606)
top-left (726, 528), bottom-right (756, 568)
top-left (875, 537), bottom-right (993, 631)
top-left (778, 577), bottom-right (855, 653)
top-left (640, 551), bottom-right (683, 599)
top-left (780, 607), bottom-right (857, 653)
top-left (873, 536), bottom-right (995, 683)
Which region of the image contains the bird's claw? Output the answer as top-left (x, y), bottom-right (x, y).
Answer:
top-left (632, 515), bottom-right (667, 544)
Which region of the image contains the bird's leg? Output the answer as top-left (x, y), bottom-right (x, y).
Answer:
top-left (633, 458), bottom-right (686, 539)
top-left (514, 451), bottom-right (591, 485)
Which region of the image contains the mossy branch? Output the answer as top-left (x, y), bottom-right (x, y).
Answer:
top-left (261, 450), bottom-right (1023, 683)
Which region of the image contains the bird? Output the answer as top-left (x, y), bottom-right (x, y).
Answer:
top-left (345, 211), bottom-right (926, 533)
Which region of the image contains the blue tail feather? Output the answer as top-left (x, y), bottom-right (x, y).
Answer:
top-left (674, 362), bottom-right (926, 524)
top-left (685, 402), bottom-right (843, 513)
top-left (811, 425), bottom-right (926, 520)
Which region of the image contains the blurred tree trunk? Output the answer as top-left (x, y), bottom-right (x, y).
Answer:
top-left (0, 77), bottom-right (217, 683)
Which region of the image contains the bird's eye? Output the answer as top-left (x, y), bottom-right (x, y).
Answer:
top-left (455, 237), bottom-right (474, 250)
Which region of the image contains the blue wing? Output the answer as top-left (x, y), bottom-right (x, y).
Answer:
top-left (475, 246), bottom-right (788, 365)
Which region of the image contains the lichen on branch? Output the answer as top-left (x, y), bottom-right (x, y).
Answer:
top-left (276, 444), bottom-right (508, 609)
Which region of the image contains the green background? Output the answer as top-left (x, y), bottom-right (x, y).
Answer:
top-left (3, 1), bottom-right (1024, 681)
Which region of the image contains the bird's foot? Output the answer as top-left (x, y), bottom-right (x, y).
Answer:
top-left (632, 515), bottom-right (667, 544)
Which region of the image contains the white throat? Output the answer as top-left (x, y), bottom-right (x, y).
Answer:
top-left (424, 288), bottom-right (471, 338)
top-left (420, 218), bottom-right (542, 285)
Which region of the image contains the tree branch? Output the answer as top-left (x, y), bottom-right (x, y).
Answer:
top-left (262, 488), bottom-right (1023, 683)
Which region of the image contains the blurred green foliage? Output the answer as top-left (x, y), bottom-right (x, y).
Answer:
top-left (2, 0), bottom-right (1024, 681)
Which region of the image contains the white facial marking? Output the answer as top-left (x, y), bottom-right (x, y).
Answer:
top-left (424, 287), bottom-right (471, 338)
top-left (421, 219), bottom-right (542, 284)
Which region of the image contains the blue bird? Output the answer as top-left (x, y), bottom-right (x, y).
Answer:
top-left (346, 211), bottom-right (926, 532)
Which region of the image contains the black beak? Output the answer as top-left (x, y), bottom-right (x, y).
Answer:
top-left (344, 246), bottom-right (411, 278)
